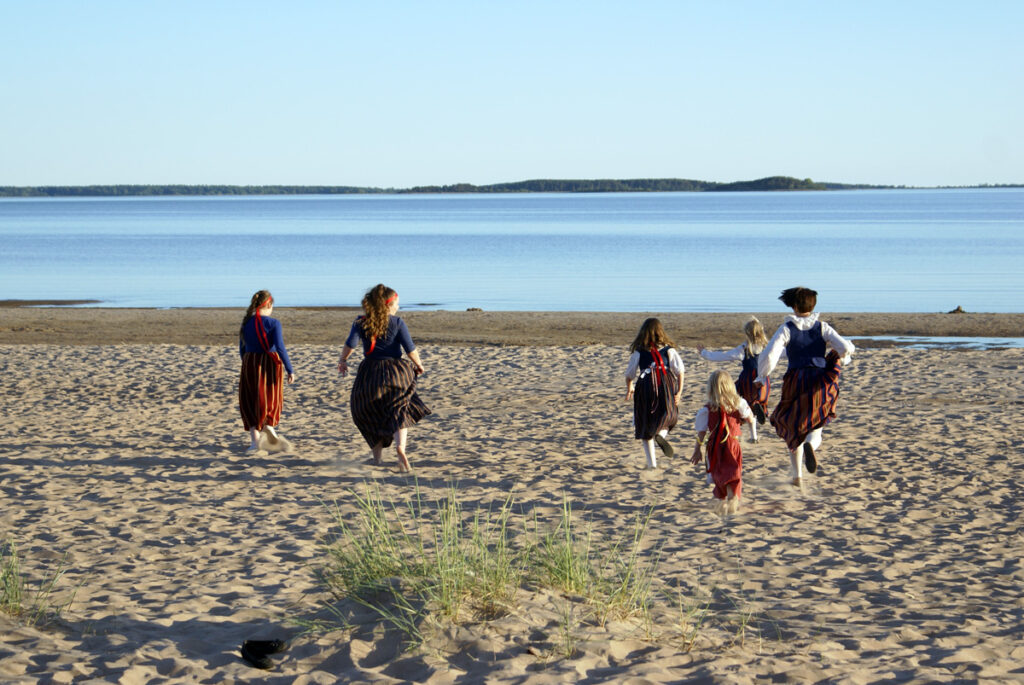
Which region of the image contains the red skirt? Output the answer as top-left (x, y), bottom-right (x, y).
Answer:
top-left (706, 407), bottom-right (743, 500)
top-left (769, 351), bottom-right (843, 451)
top-left (736, 366), bottom-right (770, 413)
top-left (239, 352), bottom-right (283, 431)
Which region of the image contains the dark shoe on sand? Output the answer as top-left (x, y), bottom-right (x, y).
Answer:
top-left (240, 639), bottom-right (287, 669)
top-left (654, 434), bottom-right (674, 458)
top-left (803, 443), bottom-right (817, 474)
top-left (752, 404), bottom-right (766, 425)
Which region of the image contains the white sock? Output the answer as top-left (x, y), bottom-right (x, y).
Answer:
top-left (807, 428), bottom-right (823, 451)
top-left (791, 447), bottom-right (803, 478)
top-left (658, 429), bottom-right (668, 438)
top-left (750, 423), bottom-right (758, 441)
top-left (265, 425), bottom-right (279, 438)
top-left (641, 440), bottom-right (657, 468)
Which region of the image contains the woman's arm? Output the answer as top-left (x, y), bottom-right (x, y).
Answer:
top-left (337, 344), bottom-right (355, 376)
top-left (407, 348), bottom-right (425, 375)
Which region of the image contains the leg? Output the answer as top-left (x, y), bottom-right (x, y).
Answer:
top-left (749, 421), bottom-right (758, 443)
top-left (654, 429), bottom-right (674, 458)
top-left (248, 427), bottom-right (261, 450)
top-left (641, 439), bottom-right (657, 469)
top-left (806, 428), bottom-right (823, 450)
top-left (369, 441), bottom-right (384, 465)
top-left (395, 428), bottom-right (411, 472)
top-left (790, 446), bottom-right (803, 485)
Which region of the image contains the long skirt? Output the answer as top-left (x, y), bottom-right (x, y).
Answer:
top-left (769, 351), bottom-right (842, 451)
top-left (736, 366), bottom-right (770, 415)
top-left (633, 371), bottom-right (679, 440)
top-left (239, 352), bottom-right (283, 431)
top-left (350, 357), bottom-right (431, 448)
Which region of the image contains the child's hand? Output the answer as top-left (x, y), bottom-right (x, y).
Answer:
top-left (625, 389), bottom-right (634, 400)
top-left (690, 447), bottom-right (702, 465)
top-left (696, 343), bottom-right (705, 353)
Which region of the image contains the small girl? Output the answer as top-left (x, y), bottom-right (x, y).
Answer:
top-left (690, 370), bottom-right (755, 514)
top-left (625, 318), bottom-right (684, 469)
top-left (757, 287), bottom-right (855, 484)
top-left (696, 316), bottom-right (770, 442)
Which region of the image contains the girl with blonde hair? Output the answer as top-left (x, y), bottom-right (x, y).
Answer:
top-left (697, 316), bottom-right (771, 441)
top-left (690, 370), bottom-right (755, 513)
top-left (625, 318), bottom-right (684, 469)
top-left (338, 284), bottom-right (429, 473)
top-left (238, 289), bottom-right (295, 452)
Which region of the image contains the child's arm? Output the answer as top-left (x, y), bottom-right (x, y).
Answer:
top-left (625, 378), bottom-right (634, 400)
top-left (690, 431), bottom-right (707, 465)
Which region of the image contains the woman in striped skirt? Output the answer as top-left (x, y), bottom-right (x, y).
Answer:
top-left (338, 284), bottom-right (429, 473)
top-left (239, 290), bottom-right (295, 452)
top-left (756, 287), bottom-right (854, 485)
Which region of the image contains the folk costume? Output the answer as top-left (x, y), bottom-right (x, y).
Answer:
top-left (345, 315), bottom-right (430, 448)
top-left (695, 399), bottom-right (753, 500)
top-left (626, 345), bottom-right (684, 468)
top-left (757, 313), bottom-right (854, 478)
top-left (238, 312), bottom-right (293, 433)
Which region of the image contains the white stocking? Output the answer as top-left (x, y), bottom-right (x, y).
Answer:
top-left (641, 440), bottom-right (657, 468)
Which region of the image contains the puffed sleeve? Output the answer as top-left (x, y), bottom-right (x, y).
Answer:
top-left (694, 406), bottom-right (709, 432)
top-left (344, 319), bottom-right (363, 350)
top-left (395, 317), bottom-right (416, 353)
top-left (625, 351), bottom-right (641, 380)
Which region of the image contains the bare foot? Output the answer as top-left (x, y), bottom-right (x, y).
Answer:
top-left (365, 456), bottom-right (382, 466)
top-left (397, 451), bottom-right (412, 473)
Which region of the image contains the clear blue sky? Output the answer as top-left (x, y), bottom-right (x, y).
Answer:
top-left (2, 1), bottom-right (1021, 187)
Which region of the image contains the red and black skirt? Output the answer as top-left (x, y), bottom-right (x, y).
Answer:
top-left (736, 365), bottom-right (770, 414)
top-left (350, 357), bottom-right (431, 448)
top-left (239, 352), bottom-right (283, 431)
top-left (769, 351), bottom-right (843, 451)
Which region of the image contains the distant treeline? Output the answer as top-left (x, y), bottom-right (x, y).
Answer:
top-left (0, 176), bottom-right (1018, 198)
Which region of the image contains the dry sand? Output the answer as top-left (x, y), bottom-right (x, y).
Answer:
top-left (1, 309), bottom-right (1023, 683)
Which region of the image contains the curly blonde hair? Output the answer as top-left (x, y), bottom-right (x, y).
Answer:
top-left (360, 284), bottom-right (397, 340)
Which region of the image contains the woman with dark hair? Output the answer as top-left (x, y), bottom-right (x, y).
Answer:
top-left (338, 284), bottom-right (429, 472)
top-left (757, 287), bottom-right (854, 484)
top-left (624, 317), bottom-right (684, 469)
top-left (238, 289), bottom-right (294, 452)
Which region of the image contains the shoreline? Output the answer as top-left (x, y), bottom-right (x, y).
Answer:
top-left (1, 306), bottom-right (1023, 347)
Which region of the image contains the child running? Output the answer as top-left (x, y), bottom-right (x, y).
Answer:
top-left (696, 316), bottom-right (770, 442)
top-left (690, 370), bottom-right (755, 514)
top-left (756, 287), bottom-right (855, 484)
top-left (625, 318), bottom-right (684, 469)
top-left (238, 290), bottom-right (295, 452)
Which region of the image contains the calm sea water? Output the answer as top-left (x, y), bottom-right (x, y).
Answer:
top-left (1, 189), bottom-right (1022, 312)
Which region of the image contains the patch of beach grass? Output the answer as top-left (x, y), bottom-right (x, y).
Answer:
top-left (316, 483), bottom-right (660, 650)
top-left (1, 539), bottom-right (76, 627)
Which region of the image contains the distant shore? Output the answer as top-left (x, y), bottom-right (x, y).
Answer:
top-left (1, 305), bottom-right (1021, 347)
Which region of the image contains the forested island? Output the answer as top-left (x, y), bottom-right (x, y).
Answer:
top-left (0, 176), bottom-right (1018, 197)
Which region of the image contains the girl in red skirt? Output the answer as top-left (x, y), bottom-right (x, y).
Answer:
top-left (625, 318), bottom-right (684, 469)
top-left (238, 290), bottom-right (295, 452)
top-left (338, 284), bottom-right (429, 473)
top-left (757, 287), bottom-right (854, 484)
top-left (696, 316), bottom-right (770, 442)
top-left (690, 370), bottom-right (755, 513)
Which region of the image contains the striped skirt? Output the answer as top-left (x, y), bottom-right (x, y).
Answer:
top-left (633, 371), bottom-right (679, 440)
top-left (350, 357), bottom-right (431, 448)
top-left (736, 366), bottom-right (770, 413)
top-left (239, 352), bottom-right (283, 431)
top-left (769, 351), bottom-right (843, 451)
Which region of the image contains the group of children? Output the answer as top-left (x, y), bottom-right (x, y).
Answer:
top-left (626, 286), bottom-right (855, 514)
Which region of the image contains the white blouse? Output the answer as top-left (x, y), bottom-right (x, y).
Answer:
top-left (695, 398), bottom-right (753, 432)
top-left (699, 343), bottom-right (762, 362)
top-left (756, 313), bottom-right (855, 385)
top-left (625, 347), bottom-right (685, 381)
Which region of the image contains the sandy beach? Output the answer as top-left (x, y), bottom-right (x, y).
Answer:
top-left (1, 309), bottom-right (1023, 683)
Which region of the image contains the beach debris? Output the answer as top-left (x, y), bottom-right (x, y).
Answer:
top-left (240, 639), bottom-right (288, 670)
top-left (948, 305), bottom-right (966, 314)
top-left (466, 307), bottom-right (483, 312)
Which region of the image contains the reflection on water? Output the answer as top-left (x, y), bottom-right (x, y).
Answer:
top-left (852, 336), bottom-right (1024, 350)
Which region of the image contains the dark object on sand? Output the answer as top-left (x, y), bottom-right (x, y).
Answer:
top-left (948, 305), bottom-right (966, 314)
top-left (240, 639), bottom-right (288, 670)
